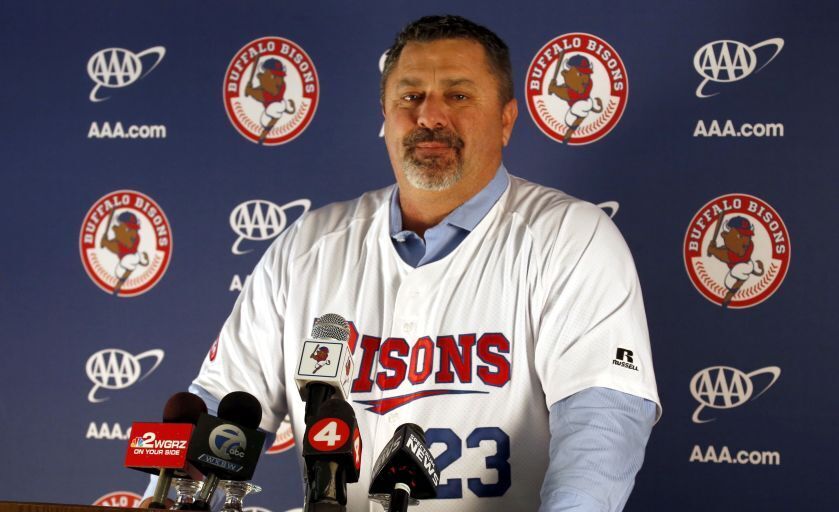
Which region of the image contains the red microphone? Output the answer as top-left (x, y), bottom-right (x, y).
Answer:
top-left (303, 398), bottom-right (362, 511)
top-left (124, 392), bottom-right (207, 508)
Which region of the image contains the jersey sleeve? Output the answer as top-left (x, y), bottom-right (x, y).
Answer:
top-left (191, 223), bottom-right (299, 433)
top-left (533, 202), bottom-right (661, 420)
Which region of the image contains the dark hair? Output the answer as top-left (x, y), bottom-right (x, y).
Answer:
top-left (380, 15), bottom-right (514, 104)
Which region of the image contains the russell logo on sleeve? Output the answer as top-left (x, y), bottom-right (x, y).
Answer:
top-left (612, 348), bottom-right (639, 371)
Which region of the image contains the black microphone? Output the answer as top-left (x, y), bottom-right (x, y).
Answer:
top-left (294, 314), bottom-right (354, 425)
top-left (368, 424), bottom-right (438, 512)
top-left (188, 391), bottom-right (265, 510)
top-left (302, 398), bottom-right (362, 512)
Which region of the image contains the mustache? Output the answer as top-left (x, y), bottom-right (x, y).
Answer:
top-left (402, 128), bottom-right (464, 150)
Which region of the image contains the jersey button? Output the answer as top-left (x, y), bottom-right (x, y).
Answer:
top-left (403, 321), bottom-right (415, 333)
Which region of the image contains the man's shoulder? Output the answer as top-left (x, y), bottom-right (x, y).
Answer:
top-left (500, 175), bottom-right (630, 278)
top-left (503, 174), bottom-right (607, 235)
top-left (286, 185), bottom-right (392, 254)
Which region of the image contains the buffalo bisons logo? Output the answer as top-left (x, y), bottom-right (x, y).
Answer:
top-left (526, 33), bottom-right (627, 145)
top-left (310, 345), bottom-right (331, 373)
top-left (80, 190), bottom-right (172, 297)
top-left (93, 491), bottom-right (142, 508)
top-left (267, 415), bottom-right (295, 455)
top-left (684, 194), bottom-right (790, 308)
top-left (224, 37), bottom-right (319, 145)
top-left (208, 337), bottom-right (219, 361)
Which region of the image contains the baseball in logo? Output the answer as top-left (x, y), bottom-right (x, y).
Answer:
top-left (224, 37), bottom-right (319, 146)
top-left (526, 33), bottom-right (627, 145)
top-left (80, 190), bottom-right (172, 297)
top-left (684, 194), bottom-right (790, 309)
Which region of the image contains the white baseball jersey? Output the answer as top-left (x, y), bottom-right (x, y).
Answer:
top-left (193, 174), bottom-right (660, 511)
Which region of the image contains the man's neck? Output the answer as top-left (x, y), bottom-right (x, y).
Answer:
top-left (397, 163), bottom-right (499, 237)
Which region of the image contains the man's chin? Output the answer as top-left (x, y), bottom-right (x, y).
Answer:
top-left (402, 161), bottom-right (463, 191)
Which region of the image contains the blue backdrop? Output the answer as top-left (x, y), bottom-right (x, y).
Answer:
top-left (1, 1), bottom-right (837, 510)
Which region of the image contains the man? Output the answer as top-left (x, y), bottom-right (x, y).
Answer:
top-left (145, 15), bottom-right (660, 511)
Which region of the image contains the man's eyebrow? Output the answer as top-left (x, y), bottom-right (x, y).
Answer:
top-left (395, 77), bottom-right (423, 88)
top-left (441, 78), bottom-right (477, 88)
top-left (394, 77), bottom-right (478, 88)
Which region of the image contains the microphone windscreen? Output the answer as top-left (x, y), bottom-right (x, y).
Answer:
top-left (162, 391), bottom-right (208, 424)
top-left (311, 313), bottom-right (349, 341)
top-left (218, 390), bottom-right (263, 429)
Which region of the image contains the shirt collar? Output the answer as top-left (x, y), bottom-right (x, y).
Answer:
top-left (389, 163), bottom-right (510, 237)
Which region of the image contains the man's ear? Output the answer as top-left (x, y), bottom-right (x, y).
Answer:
top-left (501, 98), bottom-right (518, 147)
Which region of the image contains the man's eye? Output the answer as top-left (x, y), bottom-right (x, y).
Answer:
top-left (451, 94), bottom-right (468, 101)
top-left (402, 94), bottom-right (420, 102)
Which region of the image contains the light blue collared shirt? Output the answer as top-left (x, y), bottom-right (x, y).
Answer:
top-left (389, 161), bottom-right (509, 267)
top-left (389, 164), bottom-right (656, 511)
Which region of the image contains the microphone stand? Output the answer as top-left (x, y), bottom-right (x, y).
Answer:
top-left (387, 483), bottom-right (411, 512)
top-left (191, 473), bottom-right (219, 510)
top-left (305, 460), bottom-right (348, 512)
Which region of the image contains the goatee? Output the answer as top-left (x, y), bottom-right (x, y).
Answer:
top-left (401, 127), bottom-right (465, 191)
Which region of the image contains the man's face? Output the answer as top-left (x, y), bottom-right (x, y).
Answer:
top-left (382, 39), bottom-right (516, 191)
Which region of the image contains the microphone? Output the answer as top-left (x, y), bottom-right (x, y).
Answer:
top-left (124, 392), bottom-right (207, 509)
top-left (368, 424), bottom-right (438, 512)
top-left (302, 398), bottom-right (362, 512)
top-left (295, 314), bottom-right (354, 425)
top-left (187, 391), bottom-right (266, 510)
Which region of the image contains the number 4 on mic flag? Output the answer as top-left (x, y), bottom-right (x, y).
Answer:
top-left (308, 418), bottom-right (350, 451)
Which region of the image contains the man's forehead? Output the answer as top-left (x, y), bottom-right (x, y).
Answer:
top-left (392, 39), bottom-right (490, 81)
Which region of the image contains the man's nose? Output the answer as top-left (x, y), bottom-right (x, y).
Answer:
top-left (416, 95), bottom-right (449, 129)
